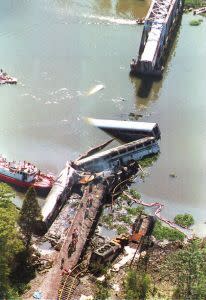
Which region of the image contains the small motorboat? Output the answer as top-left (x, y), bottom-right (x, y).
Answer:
top-left (0, 70), bottom-right (17, 84)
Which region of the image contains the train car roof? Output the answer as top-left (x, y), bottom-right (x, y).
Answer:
top-left (87, 118), bottom-right (158, 132)
top-left (76, 136), bottom-right (155, 166)
top-left (141, 26), bottom-right (161, 63)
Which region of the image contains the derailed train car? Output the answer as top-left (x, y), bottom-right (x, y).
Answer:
top-left (89, 214), bottom-right (156, 271)
top-left (89, 235), bottom-right (128, 272)
top-left (130, 214), bottom-right (156, 243)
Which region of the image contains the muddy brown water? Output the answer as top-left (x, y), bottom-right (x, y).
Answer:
top-left (0, 1), bottom-right (206, 234)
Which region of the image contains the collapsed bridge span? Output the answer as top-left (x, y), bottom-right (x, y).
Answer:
top-left (130, 0), bottom-right (183, 76)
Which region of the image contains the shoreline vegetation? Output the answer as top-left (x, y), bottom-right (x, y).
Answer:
top-left (0, 155), bottom-right (204, 299)
top-left (1, 2), bottom-right (206, 299)
top-left (94, 188), bottom-right (205, 300)
top-left (0, 183), bottom-right (42, 299)
top-left (189, 18), bottom-right (204, 25)
top-left (184, 0), bottom-right (206, 19)
top-left (2, 155), bottom-right (200, 299)
top-left (100, 189), bottom-right (193, 243)
top-left (184, 0), bottom-right (205, 9)
top-left (1, 163), bottom-right (202, 299)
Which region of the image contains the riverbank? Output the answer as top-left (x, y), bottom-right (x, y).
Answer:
top-left (70, 199), bottom-right (202, 299)
top-left (0, 1), bottom-right (206, 224)
top-left (184, 0), bottom-right (206, 9)
top-left (69, 214), bottom-right (200, 300)
top-left (20, 151), bottom-right (203, 299)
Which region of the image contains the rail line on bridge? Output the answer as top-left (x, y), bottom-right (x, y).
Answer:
top-left (130, 0), bottom-right (183, 77)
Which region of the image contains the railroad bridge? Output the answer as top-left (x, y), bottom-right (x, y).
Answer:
top-left (130, 0), bottom-right (183, 76)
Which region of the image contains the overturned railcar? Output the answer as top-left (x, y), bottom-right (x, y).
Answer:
top-left (89, 240), bottom-right (122, 271)
top-left (75, 137), bottom-right (160, 173)
top-left (130, 214), bottom-right (156, 250)
top-left (87, 118), bottom-right (161, 143)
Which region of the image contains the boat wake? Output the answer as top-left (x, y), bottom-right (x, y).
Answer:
top-left (83, 14), bottom-right (137, 25)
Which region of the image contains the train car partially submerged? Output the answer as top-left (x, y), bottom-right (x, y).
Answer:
top-left (87, 118), bottom-right (161, 143)
top-left (75, 136), bottom-right (160, 173)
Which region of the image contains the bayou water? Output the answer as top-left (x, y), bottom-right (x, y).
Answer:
top-left (0, 0), bottom-right (206, 234)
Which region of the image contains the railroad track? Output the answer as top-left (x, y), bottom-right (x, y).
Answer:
top-left (57, 263), bottom-right (87, 300)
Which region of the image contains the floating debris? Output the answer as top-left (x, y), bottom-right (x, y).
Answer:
top-left (87, 84), bottom-right (105, 96)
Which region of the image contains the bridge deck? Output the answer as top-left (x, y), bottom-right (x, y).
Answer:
top-left (130, 0), bottom-right (183, 76)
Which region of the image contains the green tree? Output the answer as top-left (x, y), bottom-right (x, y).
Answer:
top-left (19, 187), bottom-right (42, 247)
top-left (0, 182), bottom-right (15, 208)
top-left (94, 282), bottom-right (110, 300)
top-left (164, 239), bottom-right (206, 299)
top-left (0, 183), bottom-right (24, 299)
top-left (124, 269), bottom-right (151, 300)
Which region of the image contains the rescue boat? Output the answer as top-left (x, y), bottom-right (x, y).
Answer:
top-left (0, 155), bottom-right (55, 194)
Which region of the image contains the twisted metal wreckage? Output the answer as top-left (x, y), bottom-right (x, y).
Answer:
top-left (130, 0), bottom-right (183, 76)
top-left (31, 119), bottom-right (191, 300)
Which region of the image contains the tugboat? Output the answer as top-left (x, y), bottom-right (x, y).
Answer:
top-left (0, 69), bottom-right (17, 84)
top-left (0, 155), bottom-right (55, 194)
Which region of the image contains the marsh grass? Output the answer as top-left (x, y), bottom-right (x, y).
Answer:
top-left (153, 221), bottom-right (185, 241)
top-left (189, 19), bottom-right (202, 25)
top-left (138, 154), bottom-right (159, 168)
top-left (174, 213), bottom-right (194, 228)
top-left (184, 0), bottom-right (204, 8)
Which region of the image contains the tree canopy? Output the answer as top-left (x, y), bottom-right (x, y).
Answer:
top-left (174, 213), bottom-right (194, 228)
top-left (164, 239), bottom-right (206, 299)
top-left (124, 269), bottom-right (151, 300)
top-left (19, 186), bottom-right (42, 246)
top-left (0, 183), bottom-right (24, 298)
top-left (0, 182), bottom-right (15, 208)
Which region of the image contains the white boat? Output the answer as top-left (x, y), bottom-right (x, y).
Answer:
top-left (0, 70), bottom-right (17, 84)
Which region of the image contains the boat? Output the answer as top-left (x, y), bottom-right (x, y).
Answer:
top-left (0, 155), bottom-right (55, 194)
top-left (87, 118), bottom-right (161, 142)
top-left (0, 70), bottom-right (17, 84)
